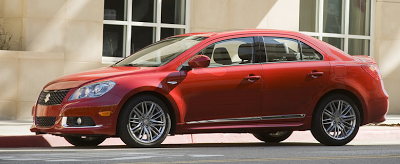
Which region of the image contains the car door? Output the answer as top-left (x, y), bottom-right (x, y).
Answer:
top-left (259, 36), bottom-right (330, 121)
top-left (179, 36), bottom-right (263, 123)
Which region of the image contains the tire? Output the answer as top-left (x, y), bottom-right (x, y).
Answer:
top-left (117, 95), bottom-right (171, 147)
top-left (253, 131), bottom-right (293, 143)
top-left (311, 94), bottom-right (360, 146)
top-left (64, 136), bottom-right (106, 146)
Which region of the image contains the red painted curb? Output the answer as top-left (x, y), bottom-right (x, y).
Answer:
top-left (0, 135), bottom-right (51, 148)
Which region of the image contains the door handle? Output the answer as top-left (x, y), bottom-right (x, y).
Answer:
top-left (244, 75), bottom-right (261, 82)
top-left (308, 71), bottom-right (324, 79)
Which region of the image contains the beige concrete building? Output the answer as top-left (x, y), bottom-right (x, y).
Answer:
top-left (0, 0), bottom-right (399, 120)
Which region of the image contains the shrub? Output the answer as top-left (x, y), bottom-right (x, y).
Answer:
top-left (0, 24), bottom-right (12, 50)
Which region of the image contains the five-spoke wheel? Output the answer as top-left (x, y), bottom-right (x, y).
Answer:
top-left (311, 94), bottom-right (360, 146)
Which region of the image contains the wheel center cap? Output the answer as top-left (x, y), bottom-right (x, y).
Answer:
top-left (335, 117), bottom-right (341, 123)
top-left (143, 119), bottom-right (150, 125)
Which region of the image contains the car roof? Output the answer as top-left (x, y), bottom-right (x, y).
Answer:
top-left (175, 29), bottom-right (303, 38)
top-left (174, 29), bottom-right (357, 62)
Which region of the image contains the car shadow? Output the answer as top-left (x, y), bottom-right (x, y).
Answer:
top-left (50, 142), bottom-right (324, 150)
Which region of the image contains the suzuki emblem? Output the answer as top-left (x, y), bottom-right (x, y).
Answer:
top-left (44, 93), bottom-right (51, 103)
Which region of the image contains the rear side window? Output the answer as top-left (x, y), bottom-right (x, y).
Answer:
top-left (262, 37), bottom-right (322, 62)
top-left (263, 37), bottom-right (301, 62)
top-left (300, 42), bottom-right (323, 61)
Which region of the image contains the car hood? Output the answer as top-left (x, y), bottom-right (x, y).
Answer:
top-left (43, 66), bottom-right (156, 90)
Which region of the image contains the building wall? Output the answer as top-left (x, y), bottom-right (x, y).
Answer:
top-left (0, 0), bottom-right (105, 119)
top-left (375, 0), bottom-right (400, 114)
top-left (190, 0), bottom-right (300, 32)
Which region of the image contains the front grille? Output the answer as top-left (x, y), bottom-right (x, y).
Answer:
top-left (38, 89), bottom-right (70, 106)
top-left (36, 116), bottom-right (56, 127)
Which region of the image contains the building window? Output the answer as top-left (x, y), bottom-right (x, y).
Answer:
top-left (103, 0), bottom-right (189, 63)
top-left (299, 0), bottom-right (373, 56)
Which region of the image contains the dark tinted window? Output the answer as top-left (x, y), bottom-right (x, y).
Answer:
top-left (103, 25), bottom-right (124, 57)
top-left (132, 0), bottom-right (156, 22)
top-left (104, 0), bottom-right (125, 21)
top-left (161, 0), bottom-right (185, 24)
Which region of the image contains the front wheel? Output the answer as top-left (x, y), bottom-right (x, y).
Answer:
top-left (311, 94), bottom-right (360, 146)
top-left (118, 95), bottom-right (171, 147)
top-left (64, 136), bottom-right (107, 146)
top-left (253, 131), bottom-right (293, 143)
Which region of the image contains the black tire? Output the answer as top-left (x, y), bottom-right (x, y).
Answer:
top-left (64, 136), bottom-right (106, 146)
top-left (117, 95), bottom-right (171, 147)
top-left (311, 94), bottom-right (360, 146)
top-left (253, 131), bottom-right (293, 143)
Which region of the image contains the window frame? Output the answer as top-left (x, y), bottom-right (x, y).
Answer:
top-left (103, 0), bottom-right (191, 64)
top-left (300, 0), bottom-right (375, 57)
top-left (259, 36), bottom-right (324, 63)
top-left (182, 36), bottom-right (259, 69)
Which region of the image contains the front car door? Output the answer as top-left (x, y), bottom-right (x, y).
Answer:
top-left (179, 36), bottom-right (263, 124)
top-left (259, 35), bottom-right (330, 122)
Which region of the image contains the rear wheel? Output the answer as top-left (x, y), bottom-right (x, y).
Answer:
top-left (64, 136), bottom-right (106, 146)
top-left (253, 131), bottom-right (293, 143)
top-left (311, 94), bottom-right (360, 146)
top-left (118, 95), bottom-right (171, 147)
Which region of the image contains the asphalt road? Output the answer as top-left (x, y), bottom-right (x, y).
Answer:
top-left (1, 142), bottom-right (400, 164)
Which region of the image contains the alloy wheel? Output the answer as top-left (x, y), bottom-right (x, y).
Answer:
top-left (321, 100), bottom-right (357, 140)
top-left (128, 101), bottom-right (167, 144)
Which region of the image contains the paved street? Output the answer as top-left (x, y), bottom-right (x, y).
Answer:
top-left (1, 117), bottom-right (400, 163)
top-left (1, 142), bottom-right (400, 164)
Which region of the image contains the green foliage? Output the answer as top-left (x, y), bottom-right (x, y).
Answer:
top-left (0, 24), bottom-right (12, 50)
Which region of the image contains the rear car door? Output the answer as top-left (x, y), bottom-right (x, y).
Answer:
top-left (259, 36), bottom-right (330, 121)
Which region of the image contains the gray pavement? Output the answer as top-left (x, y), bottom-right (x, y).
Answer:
top-left (1, 143), bottom-right (400, 164)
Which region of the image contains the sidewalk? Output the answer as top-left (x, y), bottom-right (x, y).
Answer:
top-left (0, 115), bottom-right (399, 148)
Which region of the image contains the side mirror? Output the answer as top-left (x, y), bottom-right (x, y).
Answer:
top-left (188, 55), bottom-right (210, 68)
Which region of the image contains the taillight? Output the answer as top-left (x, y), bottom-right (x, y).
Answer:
top-left (361, 65), bottom-right (382, 80)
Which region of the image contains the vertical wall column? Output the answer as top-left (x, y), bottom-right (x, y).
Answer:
top-left (375, 0), bottom-right (400, 114)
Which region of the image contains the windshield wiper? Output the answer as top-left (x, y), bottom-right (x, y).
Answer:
top-left (120, 63), bottom-right (159, 67)
top-left (123, 63), bottom-right (140, 67)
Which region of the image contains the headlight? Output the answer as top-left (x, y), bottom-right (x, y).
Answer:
top-left (69, 81), bottom-right (116, 101)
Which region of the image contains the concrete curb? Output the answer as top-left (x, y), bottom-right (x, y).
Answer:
top-left (1, 127), bottom-right (400, 148)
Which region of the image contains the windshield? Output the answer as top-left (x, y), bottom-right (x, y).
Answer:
top-left (114, 36), bottom-right (207, 67)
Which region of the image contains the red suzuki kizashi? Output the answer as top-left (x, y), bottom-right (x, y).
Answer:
top-left (30, 30), bottom-right (388, 147)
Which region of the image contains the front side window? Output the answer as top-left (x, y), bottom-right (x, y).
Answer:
top-left (114, 36), bottom-right (206, 67)
top-left (192, 37), bottom-right (255, 67)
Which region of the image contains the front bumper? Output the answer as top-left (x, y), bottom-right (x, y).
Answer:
top-left (30, 92), bottom-right (122, 136)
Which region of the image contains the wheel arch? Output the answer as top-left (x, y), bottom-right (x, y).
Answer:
top-left (115, 90), bottom-right (179, 136)
top-left (313, 89), bottom-right (364, 125)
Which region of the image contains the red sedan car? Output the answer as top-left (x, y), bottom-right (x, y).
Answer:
top-left (31, 29), bottom-right (388, 147)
